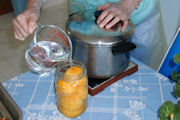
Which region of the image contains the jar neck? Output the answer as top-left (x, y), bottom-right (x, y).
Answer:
top-left (58, 60), bottom-right (87, 81)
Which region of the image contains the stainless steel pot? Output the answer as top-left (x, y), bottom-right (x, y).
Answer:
top-left (66, 10), bottom-right (136, 78)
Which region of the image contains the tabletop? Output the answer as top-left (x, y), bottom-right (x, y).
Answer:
top-left (2, 58), bottom-right (177, 120)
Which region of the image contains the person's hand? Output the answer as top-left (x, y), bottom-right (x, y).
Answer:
top-left (12, 8), bottom-right (40, 41)
top-left (97, 0), bottom-right (136, 32)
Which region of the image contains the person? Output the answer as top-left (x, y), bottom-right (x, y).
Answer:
top-left (12, 0), bottom-right (167, 70)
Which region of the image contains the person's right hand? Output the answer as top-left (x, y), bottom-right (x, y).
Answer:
top-left (12, 8), bottom-right (39, 41)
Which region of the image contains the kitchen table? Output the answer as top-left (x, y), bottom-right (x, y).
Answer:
top-left (2, 57), bottom-right (176, 120)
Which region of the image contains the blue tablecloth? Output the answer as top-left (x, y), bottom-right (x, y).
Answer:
top-left (2, 58), bottom-right (176, 120)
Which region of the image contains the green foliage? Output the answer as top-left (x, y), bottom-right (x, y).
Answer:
top-left (173, 101), bottom-right (180, 120)
top-left (174, 80), bottom-right (180, 98)
top-left (159, 101), bottom-right (180, 120)
top-left (159, 54), bottom-right (180, 120)
top-left (173, 54), bottom-right (180, 64)
top-left (160, 101), bottom-right (175, 120)
top-left (172, 70), bottom-right (178, 81)
top-left (171, 54), bottom-right (180, 82)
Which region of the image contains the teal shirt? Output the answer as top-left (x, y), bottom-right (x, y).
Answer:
top-left (69, 0), bottom-right (157, 25)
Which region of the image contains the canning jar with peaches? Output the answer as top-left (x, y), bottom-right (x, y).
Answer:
top-left (54, 60), bottom-right (88, 118)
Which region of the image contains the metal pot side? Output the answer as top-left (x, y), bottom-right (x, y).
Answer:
top-left (72, 40), bottom-right (130, 78)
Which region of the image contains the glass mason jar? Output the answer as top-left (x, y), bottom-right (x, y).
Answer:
top-left (54, 60), bottom-right (88, 118)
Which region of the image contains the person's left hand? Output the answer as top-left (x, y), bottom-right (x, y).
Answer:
top-left (97, 0), bottom-right (136, 32)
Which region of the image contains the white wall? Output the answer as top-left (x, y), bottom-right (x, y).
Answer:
top-left (160, 0), bottom-right (180, 46)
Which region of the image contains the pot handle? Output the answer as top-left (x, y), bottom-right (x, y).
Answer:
top-left (94, 10), bottom-right (103, 24)
top-left (112, 42), bottom-right (136, 55)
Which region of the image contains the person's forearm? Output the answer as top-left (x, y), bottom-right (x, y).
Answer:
top-left (121, 0), bottom-right (136, 12)
top-left (120, 0), bottom-right (142, 14)
top-left (26, 0), bottom-right (43, 11)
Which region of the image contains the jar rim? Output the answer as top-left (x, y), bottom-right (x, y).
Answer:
top-left (56, 60), bottom-right (87, 81)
